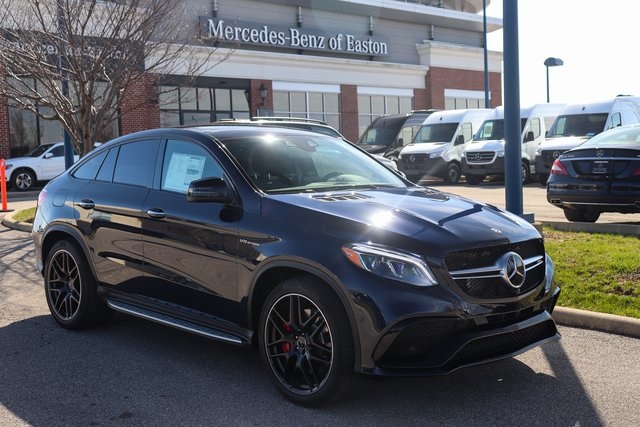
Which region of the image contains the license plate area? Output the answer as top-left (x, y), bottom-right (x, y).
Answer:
top-left (590, 160), bottom-right (610, 174)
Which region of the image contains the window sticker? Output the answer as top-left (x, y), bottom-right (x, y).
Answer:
top-left (164, 153), bottom-right (206, 192)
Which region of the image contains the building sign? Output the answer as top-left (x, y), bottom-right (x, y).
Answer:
top-left (200, 18), bottom-right (388, 57)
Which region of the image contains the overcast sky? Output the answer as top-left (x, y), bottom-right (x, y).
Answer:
top-left (484, 0), bottom-right (639, 107)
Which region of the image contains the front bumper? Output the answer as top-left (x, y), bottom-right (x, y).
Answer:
top-left (398, 156), bottom-right (447, 179)
top-left (462, 156), bottom-right (505, 176)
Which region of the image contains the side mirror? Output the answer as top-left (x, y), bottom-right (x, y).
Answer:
top-left (455, 134), bottom-right (465, 145)
top-left (44, 152), bottom-right (54, 159)
top-left (187, 177), bottom-right (232, 203)
top-left (395, 137), bottom-right (403, 147)
top-left (524, 131), bottom-right (535, 142)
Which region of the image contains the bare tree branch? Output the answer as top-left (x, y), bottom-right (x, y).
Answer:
top-left (0, 0), bottom-right (230, 155)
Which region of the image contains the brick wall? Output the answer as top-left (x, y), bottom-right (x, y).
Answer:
top-left (340, 84), bottom-right (358, 142)
top-left (426, 67), bottom-right (502, 109)
top-left (413, 88), bottom-right (428, 110)
top-left (119, 74), bottom-right (161, 135)
top-left (250, 80), bottom-right (272, 117)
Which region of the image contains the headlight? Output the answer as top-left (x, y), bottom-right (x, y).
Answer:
top-left (342, 243), bottom-right (438, 287)
top-left (497, 150), bottom-right (505, 158)
top-left (429, 151), bottom-right (444, 158)
top-left (5, 163), bottom-right (13, 171)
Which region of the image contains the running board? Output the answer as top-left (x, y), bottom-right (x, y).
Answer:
top-left (106, 299), bottom-right (249, 346)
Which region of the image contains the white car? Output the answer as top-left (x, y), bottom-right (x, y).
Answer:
top-left (4, 142), bottom-right (78, 191)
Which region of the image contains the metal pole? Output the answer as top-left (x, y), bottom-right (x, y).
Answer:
top-left (483, 0), bottom-right (490, 108)
top-left (57, 0), bottom-right (74, 169)
top-left (503, 0), bottom-right (523, 217)
top-left (546, 65), bottom-right (550, 103)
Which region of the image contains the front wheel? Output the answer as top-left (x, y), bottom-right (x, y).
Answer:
top-left (11, 169), bottom-right (36, 191)
top-left (44, 240), bottom-right (111, 329)
top-left (521, 161), bottom-right (531, 184)
top-left (563, 209), bottom-right (601, 223)
top-left (444, 163), bottom-right (461, 184)
top-left (259, 277), bottom-right (355, 406)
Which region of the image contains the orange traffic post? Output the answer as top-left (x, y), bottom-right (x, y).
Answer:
top-left (0, 158), bottom-right (8, 212)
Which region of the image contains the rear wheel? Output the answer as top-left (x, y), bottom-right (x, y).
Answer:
top-left (444, 163), bottom-right (461, 184)
top-left (465, 174), bottom-right (485, 185)
top-left (259, 277), bottom-right (355, 406)
top-left (563, 209), bottom-right (601, 223)
top-left (521, 161), bottom-right (531, 184)
top-left (44, 240), bottom-right (111, 329)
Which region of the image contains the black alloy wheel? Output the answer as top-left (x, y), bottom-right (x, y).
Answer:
top-left (259, 277), bottom-right (355, 406)
top-left (12, 169), bottom-right (35, 191)
top-left (521, 161), bottom-right (531, 184)
top-left (44, 240), bottom-right (110, 329)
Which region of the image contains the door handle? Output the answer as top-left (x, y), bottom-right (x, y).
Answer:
top-left (77, 199), bottom-right (95, 210)
top-left (146, 208), bottom-right (166, 219)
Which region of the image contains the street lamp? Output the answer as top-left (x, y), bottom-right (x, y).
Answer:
top-left (544, 57), bottom-right (564, 103)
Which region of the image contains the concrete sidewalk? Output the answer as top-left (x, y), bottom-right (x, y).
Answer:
top-left (2, 194), bottom-right (639, 339)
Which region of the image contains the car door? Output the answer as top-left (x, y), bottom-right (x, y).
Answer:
top-left (73, 139), bottom-right (159, 290)
top-left (141, 138), bottom-right (239, 320)
top-left (39, 144), bottom-right (67, 180)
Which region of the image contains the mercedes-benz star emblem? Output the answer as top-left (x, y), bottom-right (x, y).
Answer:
top-left (552, 151), bottom-right (561, 159)
top-left (474, 153), bottom-right (482, 161)
top-left (596, 149), bottom-right (604, 157)
top-left (501, 252), bottom-right (526, 289)
top-left (409, 155), bottom-right (416, 163)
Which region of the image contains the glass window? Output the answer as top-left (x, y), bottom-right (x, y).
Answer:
top-left (49, 145), bottom-right (65, 157)
top-left (290, 92), bottom-right (306, 113)
top-left (273, 91), bottom-right (290, 113)
top-left (180, 88), bottom-right (197, 110)
top-left (197, 88), bottom-right (211, 111)
top-left (113, 140), bottom-right (159, 187)
top-left (215, 88), bottom-right (231, 110)
top-left (231, 89), bottom-right (249, 111)
top-left (357, 94), bottom-right (413, 135)
top-left (309, 93), bottom-right (323, 112)
top-left (96, 147), bottom-right (119, 182)
top-left (161, 139), bottom-right (223, 194)
top-left (610, 112), bottom-right (622, 129)
top-left (73, 150), bottom-right (108, 180)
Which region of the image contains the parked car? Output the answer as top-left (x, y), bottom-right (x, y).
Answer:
top-left (547, 124), bottom-right (640, 222)
top-left (3, 142), bottom-right (78, 191)
top-left (356, 109), bottom-right (438, 165)
top-left (33, 125), bottom-right (560, 406)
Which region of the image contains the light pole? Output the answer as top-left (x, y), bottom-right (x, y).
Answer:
top-left (544, 57), bottom-right (564, 103)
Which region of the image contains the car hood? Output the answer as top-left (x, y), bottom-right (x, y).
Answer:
top-left (358, 144), bottom-right (387, 154)
top-left (264, 187), bottom-right (538, 255)
top-left (401, 143), bottom-right (449, 155)
top-left (539, 136), bottom-right (588, 151)
top-left (5, 155), bottom-right (37, 166)
top-left (464, 139), bottom-right (505, 153)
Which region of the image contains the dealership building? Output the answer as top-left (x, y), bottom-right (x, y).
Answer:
top-left (0, 0), bottom-right (503, 159)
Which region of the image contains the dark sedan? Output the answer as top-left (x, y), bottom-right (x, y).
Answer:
top-left (547, 124), bottom-right (640, 222)
top-left (32, 125), bottom-right (560, 406)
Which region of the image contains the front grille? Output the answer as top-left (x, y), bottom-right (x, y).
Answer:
top-left (401, 153), bottom-right (428, 166)
top-left (466, 151), bottom-right (495, 164)
top-left (445, 239), bottom-right (546, 299)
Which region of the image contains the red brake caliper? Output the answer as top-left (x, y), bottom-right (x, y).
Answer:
top-left (281, 323), bottom-right (292, 352)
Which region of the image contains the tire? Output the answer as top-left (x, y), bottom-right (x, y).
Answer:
top-left (258, 276), bottom-right (356, 406)
top-left (44, 240), bottom-right (111, 329)
top-left (563, 209), bottom-right (601, 223)
top-left (11, 169), bottom-right (36, 191)
top-left (538, 173), bottom-right (549, 186)
top-left (444, 163), bottom-right (461, 184)
top-left (521, 161), bottom-right (531, 184)
top-left (465, 174), bottom-right (485, 185)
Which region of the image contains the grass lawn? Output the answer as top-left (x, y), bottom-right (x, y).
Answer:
top-left (543, 227), bottom-right (640, 319)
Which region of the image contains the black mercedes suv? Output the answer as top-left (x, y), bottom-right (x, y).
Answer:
top-left (32, 125), bottom-right (560, 406)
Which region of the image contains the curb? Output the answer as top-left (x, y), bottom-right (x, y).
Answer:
top-left (2, 205), bottom-right (639, 339)
top-left (1, 209), bottom-right (34, 233)
top-left (553, 306), bottom-right (640, 339)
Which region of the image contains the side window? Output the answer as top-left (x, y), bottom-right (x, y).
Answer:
top-left (529, 118), bottom-right (541, 139)
top-left (72, 150), bottom-right (108, 180)
top-left (161, 139), bottom-right (223, 194)
top-left (96, 147), bottom-right (119, 182)
top-left (49, 146), bottom-right (65, 157)
top-left (610, 112), bottom-right (622, 129)
top-left (461, 122), bottom-right (473, 143)
top-left (113, 140), bottom-right (159, 187)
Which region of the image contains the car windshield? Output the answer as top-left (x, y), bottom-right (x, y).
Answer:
top-left (221, 133), bottom-right (406, 193)
top-left (25, 143), bottom-right (55, 157)
top-left (474, 118), bottom-right (527, 141)
top-left (412, 123), bottom-right (458, 144)
top-left (578, 126), bottom-right (640, 149)
top-left (547, 113), bottom-right (607, 138)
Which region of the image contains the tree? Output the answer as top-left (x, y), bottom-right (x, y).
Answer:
top-left (0, 0), bottom-right (226, 156)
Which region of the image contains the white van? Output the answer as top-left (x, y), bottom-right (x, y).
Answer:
top-left (535, 96), bottom-right (640, 184)
top-left (462, 104), bottom-right (565, 185)
top-left (397, 108), bottom-right (492, 183)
